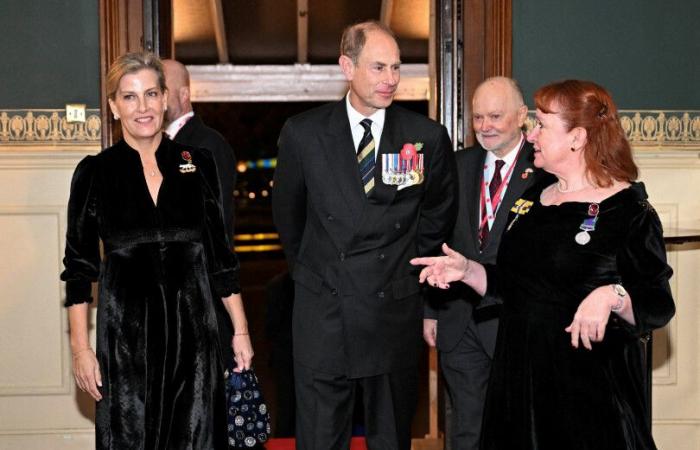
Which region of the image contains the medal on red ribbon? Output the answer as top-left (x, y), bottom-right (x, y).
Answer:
top-left (575, 203), bottom-right (600, 245)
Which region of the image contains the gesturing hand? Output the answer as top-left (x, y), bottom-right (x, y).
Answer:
top-left (411, 243), bottom-right (472, 289)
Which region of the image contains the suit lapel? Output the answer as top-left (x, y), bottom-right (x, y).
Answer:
top-left (487, 141), bottom-right (536, 246)
top-left (371, 106), bottom-right (399, 206)
top-left (321, 101), bottom-right (367, 220)
top-left (463, 148), bottom-right (487, 256)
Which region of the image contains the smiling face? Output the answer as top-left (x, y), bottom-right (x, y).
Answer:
top-left (527, 105), bottom-right (581, 174)
top-left (340, 30), bottom-right (401, 116)
top-left (108, 68), bottom-right (167, 145)
top-left (472, 79), bottom-right (527, 158)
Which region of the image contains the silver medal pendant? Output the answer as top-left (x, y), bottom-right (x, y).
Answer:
top-left (575, 230), bottom-right (591, 245)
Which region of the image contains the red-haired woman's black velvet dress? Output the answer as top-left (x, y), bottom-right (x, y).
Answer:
top-left (480, 182), bottom-right (675, 450)
top-left (61, 137), bottom-right (239, 449)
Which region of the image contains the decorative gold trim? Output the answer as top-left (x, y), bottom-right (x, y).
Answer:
top-left (0, 109), bottom-right (101, 146)
top-left (526, 110), bottom-right (700, 149)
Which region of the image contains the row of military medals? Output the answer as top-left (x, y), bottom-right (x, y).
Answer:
top-left (576, 203), bottom-right (599, 245)
top-left (382, 143), bottom-right (424, 187)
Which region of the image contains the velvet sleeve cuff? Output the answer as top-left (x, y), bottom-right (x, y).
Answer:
top-left (211, 268), bottom-right (241, 298)
top-left (64, 280), bottom-right (94, 307)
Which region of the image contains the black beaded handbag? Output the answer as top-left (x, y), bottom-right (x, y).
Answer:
top-left (225, 366), bottom-right (271, 448)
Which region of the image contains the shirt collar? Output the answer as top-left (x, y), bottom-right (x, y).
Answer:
top-left (165, 111), bottom-right (194, 138)
top-left (345, 93), bottom-right (386, 131)
top-left (484, 133), bottom-right (525, 169)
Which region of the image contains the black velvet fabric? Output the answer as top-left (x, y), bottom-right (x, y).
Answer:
top-left (480, 181), bottom-right (675, 450)
top-left (61, 137), bottom-right (240, 449)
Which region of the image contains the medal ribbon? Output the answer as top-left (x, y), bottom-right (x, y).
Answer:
top-left (479, 139), bottom-right (525, 233)
top-left (579, 203), bottom-right (600, 232)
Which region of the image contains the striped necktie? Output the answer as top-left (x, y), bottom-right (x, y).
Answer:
top-left (357, 118), bottom-right (375, 195)
top-left (479, 159), bottom-right (505, 250)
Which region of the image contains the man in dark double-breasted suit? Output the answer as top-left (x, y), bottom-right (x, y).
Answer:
top-left (272, 21), bottom-right (456, 450)
top-left (424, 77), bottom-right (550, 450)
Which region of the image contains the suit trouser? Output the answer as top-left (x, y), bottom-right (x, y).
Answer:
top-left (294, 362), bottom-right (418, 450)
top-left (440, 317), bottom-right (496, 450)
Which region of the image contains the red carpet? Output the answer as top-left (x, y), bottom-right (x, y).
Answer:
top-left (265, 437), bottom-right (368, 449)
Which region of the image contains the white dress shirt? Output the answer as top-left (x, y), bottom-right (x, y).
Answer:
top-left (345, 94), bottom-right (386, 159)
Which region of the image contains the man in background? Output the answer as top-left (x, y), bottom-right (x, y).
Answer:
top-left (163, 59), bottom-right (239, 368)
top-left (424, 77), bottom-right (549, 450)
top-left (162, 59), bottom-right (237, 241)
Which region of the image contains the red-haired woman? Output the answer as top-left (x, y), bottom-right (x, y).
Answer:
top-left (412, 80), bottom-right (674, 449)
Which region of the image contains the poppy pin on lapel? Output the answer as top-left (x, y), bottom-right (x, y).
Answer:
top-left (179, 150), bottom-right (197, 173)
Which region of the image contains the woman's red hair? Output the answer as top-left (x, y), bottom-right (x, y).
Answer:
top-left (534, 80), bottom-right (637, 186)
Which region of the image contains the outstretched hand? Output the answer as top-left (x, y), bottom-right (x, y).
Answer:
top-left (410, 243), bottom-right (471, 289)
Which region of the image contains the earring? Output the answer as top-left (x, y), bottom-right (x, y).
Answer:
top-left (113, 114), bottom-right (119, 120)
top-left (570, 147), bottom-right (575, 152)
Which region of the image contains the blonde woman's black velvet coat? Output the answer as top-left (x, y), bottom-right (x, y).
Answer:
top-left (61, 137), bottom-right (239, 450)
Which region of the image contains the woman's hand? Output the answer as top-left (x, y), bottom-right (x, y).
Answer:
top-left (221, 293), bottom-right (254, 372)
top-left (566, 285), bottom-right (618, 350)
top-left (410, 243), bottom-right (470, 288)
top-left (232, 334), bottom-right (254, 372)
top-left (411, 243), bottom-right (487, 295)
top-left (72, 348), bottom-right (103, 401)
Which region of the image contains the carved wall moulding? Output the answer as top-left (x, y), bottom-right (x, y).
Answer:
top-left (0, 109), bottom-right (101, 146)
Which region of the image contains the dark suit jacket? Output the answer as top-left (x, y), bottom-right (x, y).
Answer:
top-left (425, 141), bottom-right (550, 354)
top-left (173, 114), bottom-right (237, 241)
top-left (272, 100), bottom-right (457, 378)
top-left (172, 114), bottom-right (238, 366)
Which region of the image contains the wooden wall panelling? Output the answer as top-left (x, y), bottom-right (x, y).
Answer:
top-left (99, 0), bottom-right (146, 148)
top-left (461, 0), bottom-right (511, 147)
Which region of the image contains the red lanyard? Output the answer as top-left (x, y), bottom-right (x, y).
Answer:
top-left (479, 140), bottom-right (525, 232)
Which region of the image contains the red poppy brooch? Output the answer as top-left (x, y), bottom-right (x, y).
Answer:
top-left (179, 150), bottom-right (197, 173)
top-left (382, 142), bottom-right (425, 188)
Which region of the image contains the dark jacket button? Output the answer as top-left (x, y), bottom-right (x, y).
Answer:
top-left (378, 253), bottom-right (385, 260)
top-left (331, 288), bottom-right (338, 296)
top-left (339, 252), bottom-right (345, 261)
top-left (394, 222), bottom-right (401, 229)
top-left (377, 291), bottom-right (385, 298)
top-left (327, 215), bottom-right (334, 221)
